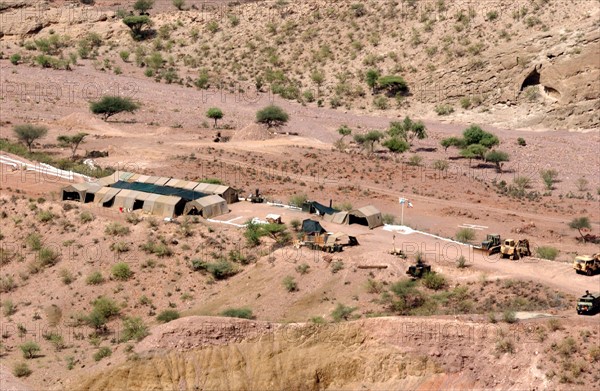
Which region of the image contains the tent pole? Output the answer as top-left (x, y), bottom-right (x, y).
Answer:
top-left (401, 202), bottom-right (404, 226)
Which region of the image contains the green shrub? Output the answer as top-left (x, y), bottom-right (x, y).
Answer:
top-left (20, 341), bottom-right (40, 359)
top-left (110, 241), bottom-right (130, 253)
top-left (221, 307), bottom-right (253, 319)
top-left (86, 271), bottom-right (105, 285)
top-left (111, 262), bottom-right (132, 280)
top-left (495, 338), bottom-right (514, 354)
top-left (3, 299), bottom-right (16, 316)
top-left (91, 296), bottom-right (120, 319)
top-left (93, 346), bottom-right (112, 362)
top-left (486, 10), bottom-right (498, 20)
top-left (457, 256), bottom-right (467, 268)
top-left (141, 241), bottom-right (173, 257)
top-left (25, 233), bottom-right (43, 250)
top-left (407, 154), bottom-right (423, 166)
top-left (10, 53), bottom-right (21, 65)
top-left (80, 211), bottom-right (94, 223)
top-left (283, 276), bottom-right (298, 292)
top-left (435, 104), bottom-right (454, 115)
top-left (331, 261), bottom-right (344, 274)
top-left (382, 137), bottom-right (409, 153)
top-left (0, 275), bottom-right (16, 293)
top-left (172, 0), bottom-right (185, 10)
top-left (455, 228), bottom-right (475, 243)
top-left (422, 272), bottom-right (447, 290)
top-left (37, 210), bottom-right (55, 222)
top-left (290, 219), bottom-right (301, 231)
top-left (38, 247), bottom-right (59, 267)
top-left (503, 310), bottom-right (517, 323)
top-left (289, 193), bottom-right (308, 207)
top-left (373, 96), bottom-right (389, 109)
top-left (105, 222), bottom-right (130, 236)
top-left (365, 278), bottom-right (384, 294)
top-left (513, 176), bottom-right (531, 189)
top-left (156, 310), bottom-right (180, 323)
top-left (547, 318), bottom-right (562, 332)
top-left (295, 263), bottom-right (310, 275)
top-left (228, 250), bottom-right (251, 265)
top-left (120, 317), bottom-right (149, 342)
top-left (12, 362), bottom-right (31, 377)
top-left (189, 259), bottom-right (237, 280)
top-left (119, 50), bottom-right (130, 62)
top-left (460, 97), bottom-right (471, 109)
top-left (540, 169), bottom-right (558, 190)
top-left (433, 159), bottom-right (449, 172)
top-left (517, 137), bottom-right (526, 146)
top-left (310, 316), bottom-right (326, 324)
top-left (558, 337), bottom-right (577, 357)
top-left (45, 333), bottom-right (65, 351)
top-left (59, 269), bottom-right (75, 285)
top-left (536, 246), bottom-right (559, 260)
top-left (331, 303), bottom-right (357, 322)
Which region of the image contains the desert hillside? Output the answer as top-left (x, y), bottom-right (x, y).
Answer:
top-left (1, 0), bottom-right (599, 130)
top-left (0, 1), bottom-right (599, 391)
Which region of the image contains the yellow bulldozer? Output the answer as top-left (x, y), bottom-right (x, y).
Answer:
top-left (473, 234), bottom-right (501, 255)
top-left (500, 238), bottom-right (531, 260)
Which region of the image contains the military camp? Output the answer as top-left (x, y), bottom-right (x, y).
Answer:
top-left (61, 172), bottom-right (237, 219)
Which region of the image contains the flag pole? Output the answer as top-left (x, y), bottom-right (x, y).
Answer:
top-left (401, 199), bottom-right (405, 226)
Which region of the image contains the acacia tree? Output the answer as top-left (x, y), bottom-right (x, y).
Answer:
top-left (378, 75), bottom-right (408, 96)
top-left (206, 107), bottom-right (223, 128)
top-left (365, 69), bottom-right (380, 93)
top-left (90, 96), bottom-right (140, 121)
top-left (311, 69), bottom-right (325, 96)
top-left (569, 216), bottom-right (591, 242)
top-left (122, 15), bottom-right (151, 40)
top-left (256, 105), bottom-right (289, 129)
top-left (133, 0), bottom-right (154, 14)
top-left (485, 150), bottom-right (509, 172)
top-left (57, 132), bottom-right (88, 160)
top-left (13, 124), bottom-right (48, 152)
top-left (337, 125), bottom-right (352, 142)
top-left (388, 116), bottom-right (427, 146)
top-left (354, 130), bottom-right (384, 154)
top-left (440, 136), bottom-right (464, 152)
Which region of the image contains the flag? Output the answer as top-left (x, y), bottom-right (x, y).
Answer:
top-left (399, 198), bottom-right (406, 204)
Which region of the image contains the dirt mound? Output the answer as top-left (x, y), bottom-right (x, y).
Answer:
top-left (230, 123), bottom-right (273, 141)
top-left (55, 113), bottom-right (125, 137)
top-left (135, 316), bottom-right (281, 353)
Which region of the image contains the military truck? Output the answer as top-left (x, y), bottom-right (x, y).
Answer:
top-left (473, 234), bottom-right (501, 255)
top-left (573, 254), bottom-right (600, 276)
top-left (576, 291), bottom-right (600, 315)
top-left (500, 239), bottom-right (531, 260)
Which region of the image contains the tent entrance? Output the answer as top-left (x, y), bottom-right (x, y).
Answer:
top-left (84, 193), bottom-right (95, 203)
top-left (174, 200), bottom-right (186, 216)
top-left (132, 199), bottom-right (144, 210)
top-left (348, 214), bottom-right (369, 227)
top-left (63, 191), bottom-right (80, 201)
top-left (186, 206), bottom-right (201, 216)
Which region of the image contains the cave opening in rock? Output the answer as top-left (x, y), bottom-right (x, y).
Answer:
top-left (520, 68), bottom-right (541, 91)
